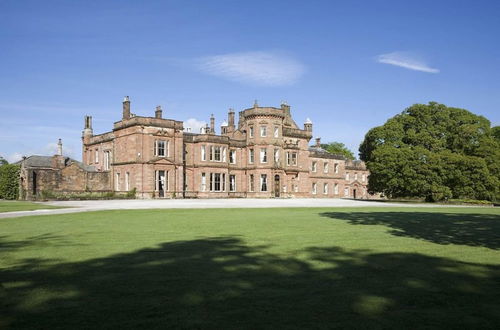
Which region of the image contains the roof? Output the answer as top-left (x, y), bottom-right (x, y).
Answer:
top-left (308, 147), bottom-right (346, 160)
top-left (19, 155), bottom-right (97, 172)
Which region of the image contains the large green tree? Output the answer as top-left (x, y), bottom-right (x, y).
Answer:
top-left (360, 102), bottom-right (500, 201)
top-left (320, 142), bottom-right (355, 160)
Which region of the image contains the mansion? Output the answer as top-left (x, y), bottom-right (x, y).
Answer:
top-left (20, 97), bottom-right (372, 199)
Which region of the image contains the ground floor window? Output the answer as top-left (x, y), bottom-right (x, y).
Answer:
top-left (312, 182), bottom-right (317, 194)
top-left (125, 172), bottom-right (130, 191)
top-left (344, 187), bottom-right (349, 197)
top-left (115, 173), bottom-right (120, 191)
top-left (260, 174), bottom-right (267, 191)
top-left (201, 173), bottom-right (206, 192)
top-left (249, 174), bottom-right (255, 192)
top-left (229, 174), bottom-right (236, 192)
top-left (209, 173), bottom-right (225, 192)
top-left (323, 183), bottom-right (328, 194)
top-left (334, 183), bottom-right (339, 194)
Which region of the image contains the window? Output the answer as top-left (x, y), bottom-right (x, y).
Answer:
top-left (201, 173), bottom-right (206, 192)
top-left (249, 126), bottom-right (254, 138)
top-left (249, 174), bottom-right (255, 192)
top-left (229, 175), bottom-right (236, 192)
top-left (211, 146), bottom-right (221, 161)
top-left (115, 173), bottom-right (120, 191)
top-left (249, 149), bottom-right (254, 163)
top-left (260, 174), bottom-right (267, 191)
top-left (222, 147), bottom-right (227, 163)
top-left (312, 182), bottom-right (317, 194)
top-left (210, 173), bottom-right (222, 192)
top-left (312, 161), bottom-right (317, 172)
top-left (344, 187), bottom-right (349, 197)
top-left (104, 151), bottom-right (110, 171)
top-left (323, 183), bottom-right (328, 194)
top-left (155, 140), bottom-right (166, 157)
top-left (324, 162), bottom-right (329, 173)
top-left (95, 149), bottom-right (99, 163)
top-left (201, 145), bottom-right (206, 161)
top-left (286, 152), bottom-right (297, 166)
top-left (355, 173), bottom-right (358, 181)
top-left (362, 174), bottom-right (366, 182)
top-left (274, 148), bottom-right (280, 163)
top-left (274, 126), bottom-right (279, 138)
top-left (346, 173), bottom-right (350, 181)
top-left (260, 126), bottom-right (267, 137)
top-left (155, 170), bottom-right (168, 193)
top-left (334, 183), bottom-right (339, 194)
top-left (334, 163), bottom-right (339, 174)
top-left (125, 172), bottom-right (130, 191)
top-left (260, 148), bottom-right (267, 163)
top-left (229, 150), bottom-right (236, 164)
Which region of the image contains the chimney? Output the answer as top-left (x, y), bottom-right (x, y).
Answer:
top-left (57, 138), bottom-right (63, 156)
top-left (83, 115), bottom-right (93, 136)
top-left (281, 101), bottom-right (291, 118)
top-left (123, 96), bottom-right (131, 120)
top-left (315, 137), bottom-right (321, 148)
top-left (210, 114), bottom-right (215, 134)
top-left (228, 108), bottom-right (235, 127)
top-left (155, 105), bottom-right (162, 119)
top-left (253, 100), bottom-right (259, 108)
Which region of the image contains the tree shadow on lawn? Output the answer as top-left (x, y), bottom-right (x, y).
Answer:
top-left (1, 237), bottom-right (499, 329)
top-left (320, 212), bottom-right (500, 250)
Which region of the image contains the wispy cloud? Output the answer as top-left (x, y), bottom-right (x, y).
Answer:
top-left (376, 51), bottom-right (439, 73)
top-left (183, 118), bottom-right (207, 134)
top-left (196, 51), bottom-right (306, 86)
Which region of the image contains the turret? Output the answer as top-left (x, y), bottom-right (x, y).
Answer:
top-left (123, 96), bottom-right (130, 120)
top-left (304, 118), bottom-right (313, 132)
top-left (228, 108), bottom-right (235, 132)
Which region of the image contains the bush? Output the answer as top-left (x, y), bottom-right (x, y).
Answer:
top-left (0, 164), bottom-right (20, 200)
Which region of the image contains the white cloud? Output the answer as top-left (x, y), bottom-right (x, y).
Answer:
top-left (196, 51), bottom-right (306, 86)
top-left (5, 152), bottom-right (23, 163)
top-left (184, 118), bottom-right (207, 134)
top-left (376, 51), bottom-right (439, 73)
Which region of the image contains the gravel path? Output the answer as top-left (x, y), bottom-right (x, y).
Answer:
top-left (0, 198), bottom-right (479, 219)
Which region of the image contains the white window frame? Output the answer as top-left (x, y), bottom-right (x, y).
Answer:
top-left (229, 149), bottom-right (236, 164)
top-left (249, 126), bottom-right (254, 138)
top-left (229, 174), bottom-right (236, 192)
top-left (346, 173), bottom-right (350, 181)
top-left (260, 126), bottom-right (267, 137)
top-left (312, 161), bottom-right (317, 172)
top-left (125, 172), bottom-right (130, 191)
top-left (249, 149), bottom-right (254, 164)
top-left (334, 183), bottom-right (339, 194)
top-left (260, 148), bottom-right (267, 163)
top-left (201, 173), bottom-right (206, 192)
top-left (334, 163), bottom-right (339, 174)
top-left (249, 174), bottom-right (255, 192)
top-left (312, 182), bottom-right (317, 195)
top-left (155, 140), bottom-right (166, 157)
top-left (274, 148), bottom-right (279, 163)
top-left (95, 149), bottom-right (99, 163)
top-left (286, 152), bottom-right (297, 166)
top-left (274, 126), bottom-right (279, 138)
top-left (222, 147), bottom-right (227, 163)
top-left (362, 174), bottom-right (366, 182)
top-left (355, 173), bottom-right (358, 181)
top-left (201, 145), bottom-right (206, 161)
top-left (323, 183), bottom-right (328, 195)
top-left (324, 162), bottom-right (329, 173)
top-left (115, 173), bottom-right (120, 191)
top-left (104, 151), bottom-right (110, 171)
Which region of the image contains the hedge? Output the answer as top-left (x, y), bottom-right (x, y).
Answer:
top-left (0, 164), bottom-right (20, 200)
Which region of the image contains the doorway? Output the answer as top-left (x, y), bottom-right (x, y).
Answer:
top-left (353, 189), bottom-right (357, 199)
top-left (274, 175), bottom-right (280, 198)
top-left (155, 170), bottom-right (166, 198)
top-left (32, 171), bottom-right (37, 197)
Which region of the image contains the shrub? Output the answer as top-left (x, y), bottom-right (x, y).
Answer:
top-left (0, 164), bottom-right (20, 200)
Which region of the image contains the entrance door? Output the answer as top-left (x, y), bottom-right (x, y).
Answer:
top-left (156, 170), bottom-right (166, 198)
top-left (274, 175), bottom-right (280, 197)
top-left (32, 171), bottom-right (37, 196)
top-left (353, 189), bottom-right (357, 199)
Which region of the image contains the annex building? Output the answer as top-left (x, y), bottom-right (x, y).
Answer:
top-left (20, 97), bottom-right (371, 199)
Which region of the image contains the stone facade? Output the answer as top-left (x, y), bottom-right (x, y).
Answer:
top-left (77, 97), bottom-right (372, 199)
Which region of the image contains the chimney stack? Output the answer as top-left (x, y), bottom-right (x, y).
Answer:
top-left (155, 105), bottom-right (162, 119)
top-left (210, 114), bottom-right (215, 134)
top-left (123, 96), bottom-right (131, 120)
top-left (281, 101), bottom-right (291, 118)
top-left (228, 108), bottom-right (235, 132)
top-left (57, 138), bottom-right (63, 156)
top-left (304, 118), bottom-right (313, 132)
top-left (83, 115), bottom-right (93, 137)
top-left (315, 137), bottom-right (321, 148)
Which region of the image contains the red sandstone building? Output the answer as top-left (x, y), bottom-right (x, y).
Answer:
top-left (20, 97), bottom-right (371, 199)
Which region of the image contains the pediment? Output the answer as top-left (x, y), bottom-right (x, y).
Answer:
top-left (150, 157), bottom-right (174, 165)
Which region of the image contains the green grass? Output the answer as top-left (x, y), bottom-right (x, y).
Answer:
top-left (1, 207), bottom-right (499, 329)
top-left (0, 200), bottom-right (64, 213)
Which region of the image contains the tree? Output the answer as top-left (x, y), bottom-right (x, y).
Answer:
top-left (492, 126), bottom-right (500, 143)
top-left (320, 142), bottom-right (355, 160)
top-left (360, 102), bottom-right (500, 201)
top-left (0, 156), bottom-right (8, 165)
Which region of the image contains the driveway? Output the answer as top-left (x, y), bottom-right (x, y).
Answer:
top-left (0, 198), bottom-right (475, 219)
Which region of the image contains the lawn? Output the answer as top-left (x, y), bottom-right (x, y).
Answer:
top-left (0, 200), bottom-right (63, 213)
top-left (1, 207), bottom-right (499, 329)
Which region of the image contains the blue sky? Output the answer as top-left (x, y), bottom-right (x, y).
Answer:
top-left (1, 0), bottom-right (499, 162)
